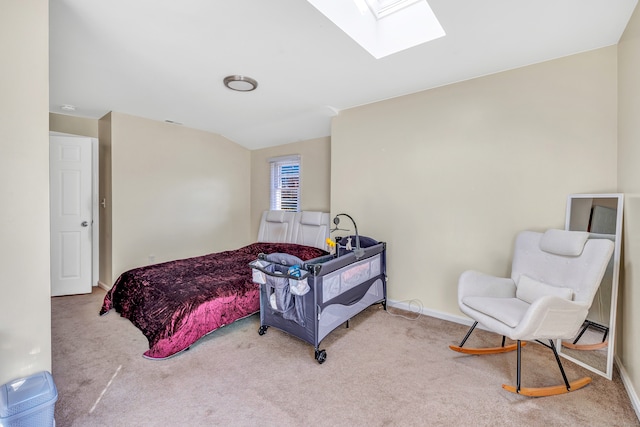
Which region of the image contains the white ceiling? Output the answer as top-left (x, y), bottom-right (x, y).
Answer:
top-left (49, 0), bottom-right (638, 150)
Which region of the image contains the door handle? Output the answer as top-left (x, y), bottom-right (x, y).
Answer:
top-left (81, 221), bottom-right (89, 227)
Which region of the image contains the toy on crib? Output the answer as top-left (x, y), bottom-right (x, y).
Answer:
top-left (288, 265), bottom-right (301, 278)
top-left (330, 213), bottom-right (365, 259)
top-left (326, 238), bottom-right (336, 255)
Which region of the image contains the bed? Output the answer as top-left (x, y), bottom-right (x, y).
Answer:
top-left (99, 211), bottom-right (330, 359)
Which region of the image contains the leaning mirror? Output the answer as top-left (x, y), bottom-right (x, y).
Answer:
top-left (558, 193), bottom-right (623, 380)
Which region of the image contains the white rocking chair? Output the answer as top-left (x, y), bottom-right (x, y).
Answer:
top-left (450, 229), bottom-right (614, 396)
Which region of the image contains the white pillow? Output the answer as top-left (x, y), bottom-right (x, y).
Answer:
top-left (539, 229), bottom-right (589, 256)
top-left (265, 210), bottom-right (287, 223)
top-left (300, 211), bottom-right (323, 226)
top-left (516, 275), bottom-right (573, 304)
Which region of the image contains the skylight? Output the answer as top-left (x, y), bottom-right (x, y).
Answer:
top-left (307, 0), bottom-right (445, 59)
top-left (358, 0), bottom-right (423, 20)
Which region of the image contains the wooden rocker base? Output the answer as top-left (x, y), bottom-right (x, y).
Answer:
top-left (449, 342), bottom-right (525, 355)
top-left (562, 341), bottom-right (608, 351)
top-left (502, 377), bottom-right (592, 397)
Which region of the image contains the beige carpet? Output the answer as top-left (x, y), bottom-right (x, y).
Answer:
top-left (51, 288), bottom-right (639, 426)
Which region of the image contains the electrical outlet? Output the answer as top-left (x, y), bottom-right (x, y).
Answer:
top-left (148, 254), bottom-right (156, 263)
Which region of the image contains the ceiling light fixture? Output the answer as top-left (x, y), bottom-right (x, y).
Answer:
top-left (61, 104), bottom-right (76, 111)
top-left (223, 75), bottom-right (258, 92)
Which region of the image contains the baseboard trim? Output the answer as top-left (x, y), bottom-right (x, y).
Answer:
top-left (387, 299), bottom-right (473, 326)
top-left (615, 355), bottom-right (640, 422)
top-left (97, 281), bottom-right (111, 291)
top-left (387, 299), bottom-right (490, 330)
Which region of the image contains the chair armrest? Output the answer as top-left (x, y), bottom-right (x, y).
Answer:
top-left (513, 297), bottom-right (589, 341)
top-left (458, 270), bottom-right (516, 304)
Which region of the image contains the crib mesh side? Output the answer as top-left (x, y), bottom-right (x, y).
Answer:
top-left (321, 253), bottom-right (381, 304)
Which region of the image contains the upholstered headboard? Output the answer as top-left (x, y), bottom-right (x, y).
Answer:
top-left (257, 210), bottom-right (297, 244)
top-left (293, 211), bottom-right (330, 250)
top-left (257, 210), bottom-right (330, 251)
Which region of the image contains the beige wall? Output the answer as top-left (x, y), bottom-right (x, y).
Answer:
top-left (108, 113), bottom-right (251, 280)
top-left (618, 3), bottom-right (640, 410)
top-left (50, 112), bottom-right (99, 138)
top-left (331, 47), bottom-right (618, 315)
top-left (98, 113), bottom-right (113, 286)
top-left (250, 137), bottom-right (331, 238)
top-left (0, 1), bottom-right (51, 385)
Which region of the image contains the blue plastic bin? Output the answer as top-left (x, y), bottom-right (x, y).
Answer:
top-left (0, 371), bottom-right (58, 427)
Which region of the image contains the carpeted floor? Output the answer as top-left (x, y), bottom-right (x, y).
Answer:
top-left (51, 288), bottom-right (639, 426)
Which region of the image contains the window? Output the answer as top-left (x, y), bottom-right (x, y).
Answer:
top-left (270, 155), bottom-right (300, 211)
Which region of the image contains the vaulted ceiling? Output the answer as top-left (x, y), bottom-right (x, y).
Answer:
top-left (49, 0), bottom-right (638, 149)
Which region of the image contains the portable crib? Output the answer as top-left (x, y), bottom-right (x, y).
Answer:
top-left (250, 241), bottom-right (387, 364)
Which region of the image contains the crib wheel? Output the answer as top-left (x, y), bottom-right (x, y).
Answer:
top-left (258, 325), bottom-right (268, 335)
top-left (315, 349), bottom-right (327, 364)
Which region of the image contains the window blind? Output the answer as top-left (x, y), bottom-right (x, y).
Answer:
top-left (270, 155), bottom-right (300, 211)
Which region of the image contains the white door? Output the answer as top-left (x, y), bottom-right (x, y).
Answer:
top-left (50, 135), bottom-right (93, 296)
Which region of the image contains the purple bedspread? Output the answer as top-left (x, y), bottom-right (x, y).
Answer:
top-left (100, 242), bottom-right (326, 359)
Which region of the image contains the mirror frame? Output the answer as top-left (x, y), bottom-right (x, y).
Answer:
top-left (558, 193), bottom-right (623, 380)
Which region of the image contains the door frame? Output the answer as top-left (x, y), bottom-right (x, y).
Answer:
top-left (50, 132), bottom-right (99, 289)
